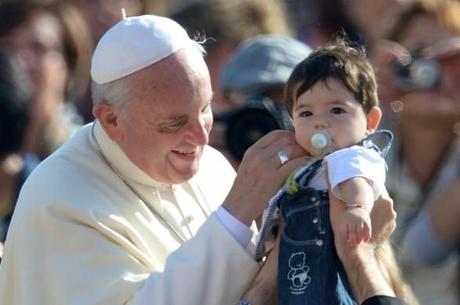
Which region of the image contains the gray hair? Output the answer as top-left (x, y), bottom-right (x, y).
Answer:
top-left (91, 41), bottom-right (206, 112)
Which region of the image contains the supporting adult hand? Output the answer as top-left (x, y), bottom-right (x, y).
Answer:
top-left (223, 130), bottom-right (309, 226)
top-left (368, 188), bottom-right (397, 246)
top-left (240, 227), bottom-right (282, 305)
top-left (330, 188), bottom-right (397, 303)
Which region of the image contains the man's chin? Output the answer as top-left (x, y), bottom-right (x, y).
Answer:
top-left (170, 164), bottom-right (200, 184)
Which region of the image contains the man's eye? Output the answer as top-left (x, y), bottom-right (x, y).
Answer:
top-left (202, 102), bottom-right (212, 113)
top-left (298, 111), bottom-right (312, 117)
top-left (159, 120), bottom-right (185, 133)
top-left (331, 107), bottom-right (345, 114)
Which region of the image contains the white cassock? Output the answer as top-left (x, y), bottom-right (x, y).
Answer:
top-left (0, 122), bottom-right (259, 305)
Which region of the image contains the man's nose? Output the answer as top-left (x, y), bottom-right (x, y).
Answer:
top-left (189, 118), bottom-right (209, 145)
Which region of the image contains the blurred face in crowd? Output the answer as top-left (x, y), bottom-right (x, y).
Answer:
top-left (78, 0), bottom-right (142, 43)
top-left (2, 12), bottom-right (67, 89)
top-left (344, 0), bottom-right (414, 42)
top-left (109, 48), bottom-right (213, 184)
top-left (292, 78), bottom-right (381, 156)
top-left (399, 13), bottom-right (454, 52)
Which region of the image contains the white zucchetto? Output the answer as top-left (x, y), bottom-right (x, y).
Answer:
top-left (91, 15), bottom-right (193, 84)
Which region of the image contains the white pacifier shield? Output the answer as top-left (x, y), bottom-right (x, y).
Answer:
top-left (311, 131), bottom-right (330, 149)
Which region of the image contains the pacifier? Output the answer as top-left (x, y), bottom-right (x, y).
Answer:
top-left (310, 129), bottom-right (334, 154)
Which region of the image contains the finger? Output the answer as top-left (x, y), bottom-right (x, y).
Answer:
top-left (346, 224), bottom-right (350, 243)
top-left (243, 132), bottom-right (304, 168)
top-left (356, 224), bottom-right (363, 244)
top-left (347, 224), bottom-right (357, 245)
top-left (424, 37), bottom-right (460, 60)
top-left (365, 224), bottom-right (372, 243)
top-left (250, 130), bottom-right (296, 150)
top-left (341, 224), bottom-right (348, 242)
top-left (359, 222), bottom-right (370, 244)
top-left (263, 136), bottom-right (304, 159)
top-left (352, 225), bottom-right (359, 245)
top-left (373, 39), bottom-right (410, 64)
top-left (278, 156), bottom-right (311, 177)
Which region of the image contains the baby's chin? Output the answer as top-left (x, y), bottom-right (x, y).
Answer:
top-left (307, 144), bottom-right (337, 157)
top-left (308, 150), bottom-right (322, 158)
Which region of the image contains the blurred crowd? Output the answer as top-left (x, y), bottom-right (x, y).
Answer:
top-left (1, 0), bottom-right (460, 304)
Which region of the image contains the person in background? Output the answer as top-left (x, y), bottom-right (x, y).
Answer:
top-left (0, 14), bottom-right (405, 305)
top-left (371, 1), bottom-right (460, 304)
top-left (342, 0), bottom-right (415, 51)
top-left (73, 0), bottom-right (144, 122)
top-left (0, 0), bottom-right (91, 159)
top-left (214, 34), bottom-right (311, 168)
top-left (170, 0), bottom-right (292, 116)
top-left (0, 50), bottom-right (38, 250)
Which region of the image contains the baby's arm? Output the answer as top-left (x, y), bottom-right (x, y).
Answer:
top-left (325, 146), bottom-right (386, 245)
top-left (335, 177), bottom-right (374, 244)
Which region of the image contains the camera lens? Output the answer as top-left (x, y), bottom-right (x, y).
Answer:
top-left (393, 55), bottom-right (441, 90)
top-left (409, 58), bottom-right (441, 89)
top-left (226, 107), bottom-right (282, 160)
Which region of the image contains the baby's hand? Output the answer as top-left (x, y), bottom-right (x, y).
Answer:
top-left (339, 207), bottom-right (372, 245)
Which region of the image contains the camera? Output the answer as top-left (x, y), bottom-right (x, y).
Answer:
top-left (393, 53), bottom-right (441, 90)
top-left (215, 95), bottom-right (292, 161)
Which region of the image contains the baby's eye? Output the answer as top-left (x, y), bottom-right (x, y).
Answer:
top-left (330, 107), bottom-right (346, 114)
top-left (298, 111), bottom-right (312, 117)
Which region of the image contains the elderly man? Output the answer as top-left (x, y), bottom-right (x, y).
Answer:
top-left (0, 14), bottom-right (404, 305)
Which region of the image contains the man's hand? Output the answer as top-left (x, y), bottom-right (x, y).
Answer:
top-left (223, 130), bottom-right (309, 226)
top-left (241, 225), bottom-right (282, 305)
top-left (368, 188), bottom-right (397, 246)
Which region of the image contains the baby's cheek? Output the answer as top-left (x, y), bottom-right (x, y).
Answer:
top-left (295, 132), bottom-right (311, 153)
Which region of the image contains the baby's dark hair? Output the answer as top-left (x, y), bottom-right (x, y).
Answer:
top-left (284, 38), bottom-right (378, 117)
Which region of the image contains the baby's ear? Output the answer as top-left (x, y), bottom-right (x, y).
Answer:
top-left (366, 106), bottom-right (382, 132)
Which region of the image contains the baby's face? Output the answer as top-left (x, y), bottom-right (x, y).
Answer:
top-left (292, 78), bottom-right (370, 156)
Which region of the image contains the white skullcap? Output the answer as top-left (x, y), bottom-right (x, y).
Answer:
top-left (91, 15), bottom-right (193, 84)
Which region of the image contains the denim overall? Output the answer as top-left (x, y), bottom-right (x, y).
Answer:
top-left (254, 130), bottom-right (393, 305)
top-left (277, 159), bottom-right (356, 305)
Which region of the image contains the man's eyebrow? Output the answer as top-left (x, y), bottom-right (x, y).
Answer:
top-left (167, 114), bottom-right (188, 120)
top-left (148, 114), bottom-right (187, 126)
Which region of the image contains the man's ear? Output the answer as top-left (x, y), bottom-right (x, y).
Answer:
top-left (92, 103), bottom-right (123, 142)
top-left (366, 106), bottom-right (382, 133)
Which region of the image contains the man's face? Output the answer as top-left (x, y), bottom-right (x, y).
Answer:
top-left (115, 48), bottom-right (213, 184)
top-left (292, 78), bottom-right (371, 156)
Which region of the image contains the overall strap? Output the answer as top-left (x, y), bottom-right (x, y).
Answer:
top-left (254, 158), bottom-right (323, 261)
top-left (359, 129), bottom-right (394, 158)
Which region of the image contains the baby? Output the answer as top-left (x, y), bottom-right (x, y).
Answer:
top-left (250, 39), bottom-right (391, 305)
